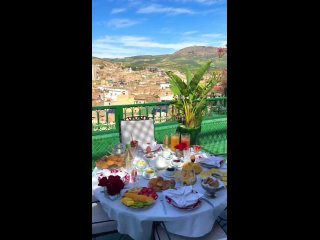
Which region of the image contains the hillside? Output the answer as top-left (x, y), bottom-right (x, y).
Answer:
top-left (97, 46), bottom-right (227, 72)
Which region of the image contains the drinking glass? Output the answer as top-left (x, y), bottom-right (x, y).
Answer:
top-left (183, 149), bottom-right (191, 162)
top-left (170, 133), bottom-right (180, 152)
top-left (181, 133), bottom-right (190, 149)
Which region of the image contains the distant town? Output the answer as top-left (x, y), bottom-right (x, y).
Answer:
top-left (92, 64), bottom-right (225, 107)
top-left (92, 47), bottom-right (227, 131)
top-left (92, 46), bottom-right (227, 107)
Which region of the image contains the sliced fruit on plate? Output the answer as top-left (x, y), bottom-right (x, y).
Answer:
top-left (124, 192), bottom-right (155, 203)
top-left (121, 197), bottom-right (135, 206)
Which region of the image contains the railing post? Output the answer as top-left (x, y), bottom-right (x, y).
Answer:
top-left (115, 106), bottom-right (123, 133)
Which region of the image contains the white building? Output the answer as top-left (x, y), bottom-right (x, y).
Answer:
top-left (160, 83), bottom-right (170, 90)
top-left (160, 95), bottom-right (174, 102)
top-left (103, 88), bottom-right (129, 101)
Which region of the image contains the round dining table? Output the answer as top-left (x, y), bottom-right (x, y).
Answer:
top-left (92, 157), bottom-right (227, 240)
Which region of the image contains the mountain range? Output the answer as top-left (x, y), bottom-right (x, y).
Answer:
top-left (92, 46), bottom-right (227, 72)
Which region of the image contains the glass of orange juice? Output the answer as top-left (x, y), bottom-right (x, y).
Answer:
top-left (181, 133), bottom-right (190, 149)
top-left (170, 133), bottom-right (180, 152)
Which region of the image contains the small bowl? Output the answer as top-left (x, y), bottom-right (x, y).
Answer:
top-left (165, 167), bottom-right (176, 177)
top-left (201, 177), bottom-right (224, 197)
top-left (143, 168), bottom-right (156, 179)
top-left (135, 159), bottom-right (147, 171)
top-left (171, 158), bottom-right (182, 168)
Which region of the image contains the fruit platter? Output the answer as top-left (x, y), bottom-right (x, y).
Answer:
top-left (121, 187), bottom-right (158, 209)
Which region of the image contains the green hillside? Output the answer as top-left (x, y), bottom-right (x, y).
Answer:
top-left (96, 46), bottom-right (227, 72)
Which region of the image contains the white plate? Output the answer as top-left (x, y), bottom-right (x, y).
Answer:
top-left (142, 173), bottom-right (157, 180)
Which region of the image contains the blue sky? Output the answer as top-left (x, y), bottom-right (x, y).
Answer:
top-left (92, 0), bottom-right (227, 58)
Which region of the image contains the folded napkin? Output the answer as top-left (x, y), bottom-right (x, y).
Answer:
top-left (163, 186), bottom-right (203, 208)
top-left (199, 156), bottom-right (225, 168)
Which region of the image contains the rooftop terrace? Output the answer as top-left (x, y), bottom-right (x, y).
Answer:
top-left (92, 97), bottom-right (227, 169)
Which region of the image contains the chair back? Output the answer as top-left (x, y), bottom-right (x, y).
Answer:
top-left (120, 117), bottom-right (155, 145)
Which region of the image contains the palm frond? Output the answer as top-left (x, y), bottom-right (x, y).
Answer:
top-left (167, 71), bottom-right (189, 96)
top-left (185, 67), bottom-right (193, 86)
top-left (189, 61), bottom-right (212, 91)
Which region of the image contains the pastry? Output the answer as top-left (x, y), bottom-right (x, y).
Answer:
top-left (148, 176), bottom-right (175, 192)
top-left (95, 155), bottom-right (125, 169)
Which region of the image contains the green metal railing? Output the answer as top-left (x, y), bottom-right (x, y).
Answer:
top-left (92, 97), bottom-right (227, 135)
top-left (92, 98), bottom-right (227, 168)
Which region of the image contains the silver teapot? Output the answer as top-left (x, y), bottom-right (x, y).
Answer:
top-left (113, 144), bottom-right (125, 155)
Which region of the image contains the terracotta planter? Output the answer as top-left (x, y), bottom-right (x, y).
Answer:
top-left (176, 125), bottom-right (201, 145)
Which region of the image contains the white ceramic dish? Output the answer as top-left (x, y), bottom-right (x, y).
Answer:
top-left (161, 172), bottom-right (175, 179)
top-left (143, 168), bottom-right (156, 179)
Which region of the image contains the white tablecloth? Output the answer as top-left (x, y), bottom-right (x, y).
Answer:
top-left (92, 168), bottom-right (227, 240)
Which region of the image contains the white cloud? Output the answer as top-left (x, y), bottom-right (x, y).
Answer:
top-left (182, 31), bottom-right (198, 35)
top-left (195, 0), bottom-right (224, 5)
top-left (92, 34), bottom-right (222, 58)
top-left (211, 40), bottom-right (227, 47)
top-left (111, 8), bottom-right (126, 14)
top-left (175, 0), bottom-right (224, 5)
top-left (95, 35), bottom-right (208, 50)
top-left (137, 4), bottom-right (195, 15)
top-left (107, 18), bottom-right (139, 28)
top-left (201, 33), bottom-right (223, 38)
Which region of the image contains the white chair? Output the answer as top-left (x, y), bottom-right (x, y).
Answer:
top-left (92, 201), bottom-right (118, 238)
top-left (120, 118), bottom-right (155, 145)
top-left (154, 222), bottom-right (227, 240)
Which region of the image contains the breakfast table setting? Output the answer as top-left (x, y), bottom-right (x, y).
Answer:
top-left (92, 140), bottom-right (227, 240)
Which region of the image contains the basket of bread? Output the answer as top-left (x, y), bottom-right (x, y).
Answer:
top-left (148, 176), bottom-right (175, 192)
top-left (95, 155), bottom-right (125, 169)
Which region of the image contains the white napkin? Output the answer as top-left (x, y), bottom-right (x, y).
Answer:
top-left (199, 156), bottom-right (225, 168)
top-left (163, 186), bottom-right (203, 208)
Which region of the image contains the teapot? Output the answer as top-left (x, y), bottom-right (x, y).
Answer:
top-left (154, 156), bottom-right (168, 170)
top-left (113, 144), bottom-right (125, 155)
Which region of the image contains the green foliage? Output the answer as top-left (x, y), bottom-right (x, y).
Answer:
top-left (166, 61), bottom-right (222, 128)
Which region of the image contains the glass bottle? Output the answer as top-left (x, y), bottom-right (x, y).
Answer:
top-left (163, 134), bottom-right (169, 149)
top-left (124, 144), bottom-right (134, 171)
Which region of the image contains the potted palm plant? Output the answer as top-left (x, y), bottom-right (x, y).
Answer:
top-left (166, 61), bottom-right (221, 145)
